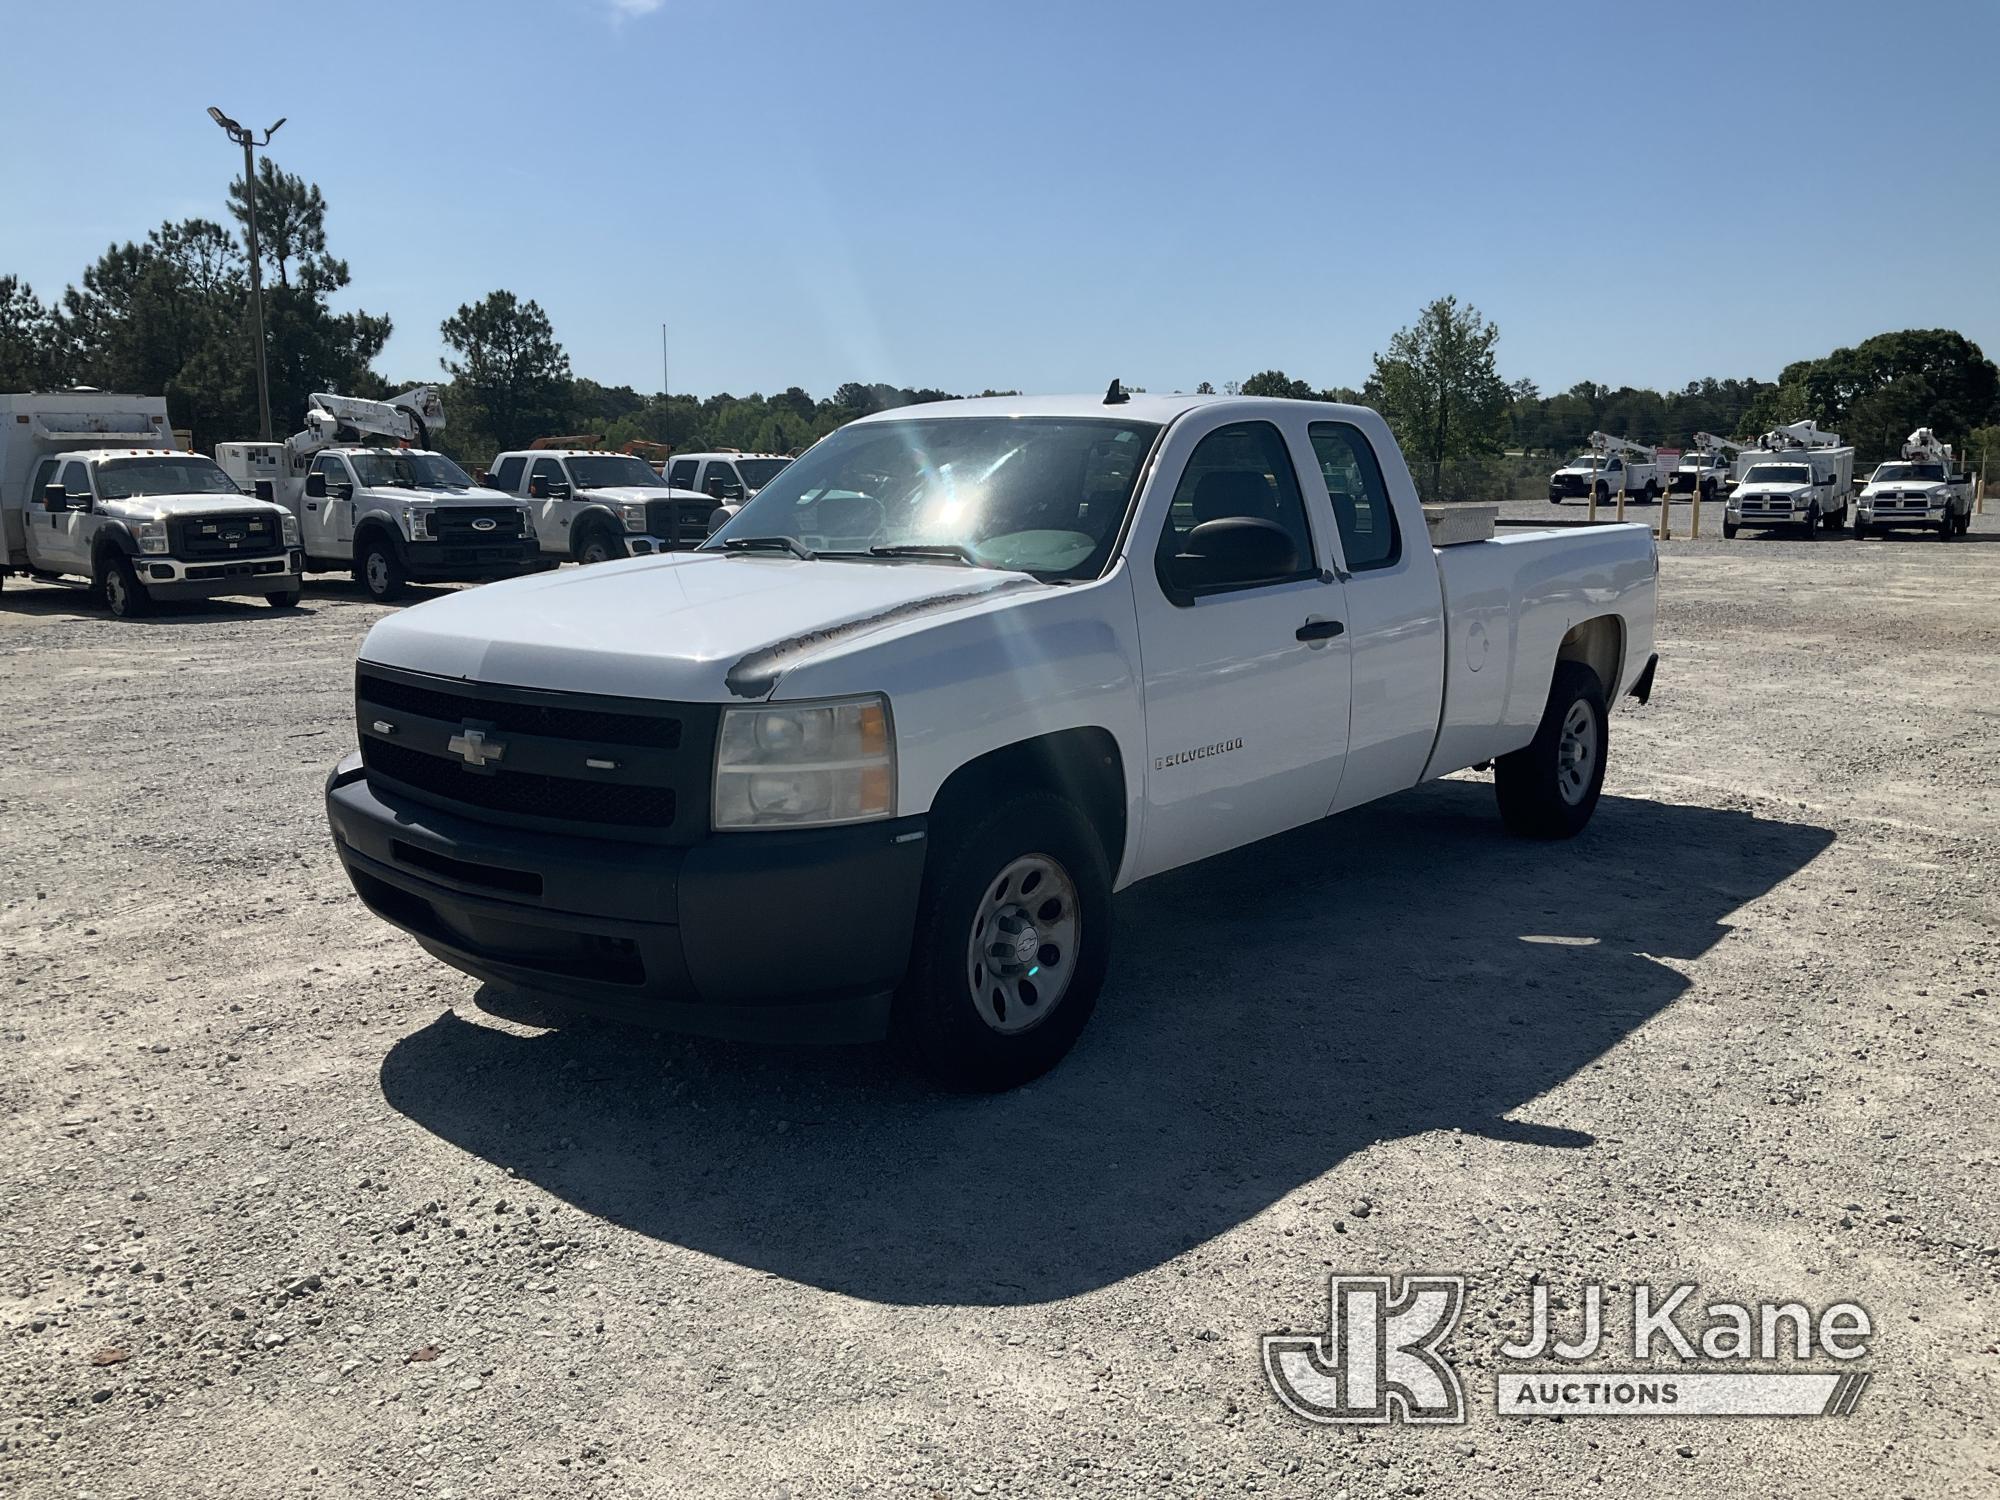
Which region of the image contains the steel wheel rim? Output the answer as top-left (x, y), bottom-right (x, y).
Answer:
top-left (966, 853), bottom-right (1081, 1035)
top-left (1557, 699), bottom-right (1598, 806)
top-left (366, 552), bottom-right (389, 593)
top-left (105, 570), bottom-right (127, 613)
top-left (584, 540), bottom-right (610, 563)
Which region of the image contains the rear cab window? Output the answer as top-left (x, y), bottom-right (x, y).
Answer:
top-left (1309, 422), bottom-right (1401, 572)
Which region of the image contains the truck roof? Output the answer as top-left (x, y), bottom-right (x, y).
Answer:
top-left (494, 448), bottom-right (660, 461)
top-left (846, 393), bottom-right (1341, 427)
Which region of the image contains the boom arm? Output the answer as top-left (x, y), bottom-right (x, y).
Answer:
top-left (282, 386), bottom-right (446, 466)
top-left (1588, 431), bottom-right (1657, 462)
top-left (1901, 427), bottom-right (1953, 465)
top-left (1693, 432), bottom-right (1750, 458)
top-left (1761, 419), bottom-right (1841, 451)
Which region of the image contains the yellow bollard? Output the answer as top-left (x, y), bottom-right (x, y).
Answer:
top-left (1617, 475), bottom-right (1626, 523)
top-left (1588, 454), bottom-right (1599, 524)
top-left (1691, 464), bottom-right (1702, 539)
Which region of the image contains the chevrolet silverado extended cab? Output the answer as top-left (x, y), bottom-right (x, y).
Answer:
top-left (326, 393), bottom-right (1659, 1088)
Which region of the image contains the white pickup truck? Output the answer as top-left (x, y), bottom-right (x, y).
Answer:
top-left (325, 393), bottom-right (1658, 1088)
top-left (483, 449), bottom-right (716, 563)
top-left (1854, 444), bottom-right (1975, 541)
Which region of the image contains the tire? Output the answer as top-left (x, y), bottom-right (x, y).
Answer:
top-left (1852, 521), bottom-right (1869, 539)
top-left (1722, 520), bottom-right (1739, 539)
top-left (1954, 509), bottom-right (1970, 537)
top-left (577, 526), bottom-right (622, 565)
top-left (895, 789), bottom-right (1113, 1091)
top-left (1938, 514), bottom-right (1954, 542)
top-left (1549, 494), bottom-right (1564, 506)
top-left (1594, 483), bottom-right (1609, 505)
top-left (1642, 481), bottom-right (1658, 505)
top-left (1826, 502), bottom-right (1847, 531)
top-left (1494, 661), bottom-right (1608, 840)
top-left (101, 555), bottom-right (152, 619)
top-left (1802, 504), bottom-right (1820, 539)
top-left (265, 590), bottom-right (301, 609)
top-left (358, 536), bottom-right (406, 601)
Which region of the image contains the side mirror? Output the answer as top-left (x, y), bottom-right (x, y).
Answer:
top-left (546, 480), bottom-right (571, 500)
top-left (719, 481), bottom-right (744, 501)
top-left (304, 472), bottom-right (328, 499)
top-left (478, 472), bottom-right (496, 487)
top-left (328, 480), bottom-right (354, 501)
top-left (254, 480), bottom-right (275, 502)
top-left (42, 483), bottom-right (70, 512)
top-left (528, 475), bottom-right (548, 499)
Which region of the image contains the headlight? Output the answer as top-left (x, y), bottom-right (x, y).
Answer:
top-left (402, 506), bottom-right (433, 540)
top-left (714, 694), bottom-right (895, 829)
top-left (620, 503), bottom-right (648, 532)
top-left (280, 512), bottom-right (300, 547)
top-left (133, 519), bottom-right (169, 554)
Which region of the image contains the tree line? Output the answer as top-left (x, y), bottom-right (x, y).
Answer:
top-left (4, 167), bottom-right (1996, 488)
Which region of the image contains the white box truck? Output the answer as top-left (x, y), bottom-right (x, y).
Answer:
top-left (2, 392), bottom-right (301, 616)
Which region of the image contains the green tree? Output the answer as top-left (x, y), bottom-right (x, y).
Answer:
top-left (1741, 330), bottom-right (2000, 463)
top-left (1240, 369), bottom-right (1317, 400)
top-left (439, 291), bottom-right (572, 451)
top-left (228, 159), bottom-right (338, 291)
top-left (0, 275), bottom-right (60, 388)
top-left (1367, 295), bottom-right (1508, 496)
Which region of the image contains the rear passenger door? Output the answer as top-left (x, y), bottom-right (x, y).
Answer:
top-left (1129, 413), bottom-right (1352, 879)
top-left (1307, 419), bottom-right (1446, 812)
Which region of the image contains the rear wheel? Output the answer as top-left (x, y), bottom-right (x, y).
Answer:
top-left (1594, 482), bottom-right (1609, 505)
top-left (358, 537), bottom-right (406, 601)
top-left (895, 790), bottom-right (1112, 1090)
top-left (1825, 501), bottom-right (1847, 531)
top-left (1642, 481), bottom-right (1658, 505)
top-left (101, 555), bottom-right (152, 619)
top-left (1494, 661), bottom-right (1608, 839)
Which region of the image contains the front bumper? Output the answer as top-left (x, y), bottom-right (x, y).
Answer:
top-left (324, 753), bottom-right (928, 1041)
top-left (1858, 504), bottom-right (1946, 527)
top-left (402, 537), bottom-right (541, 582)
top-left (618, 533), bottom-right (702, 557)
top-left (140, 549), bottom-right (301, 599)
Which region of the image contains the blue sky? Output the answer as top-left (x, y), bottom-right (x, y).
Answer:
top-left (4, 0), bottom-right (1995, 401)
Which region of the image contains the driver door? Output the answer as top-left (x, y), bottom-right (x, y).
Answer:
top-left (1128, 415), bottom-right (1353, 880)
top-left (527, 457), bottom-right (571, 550)
top-left (46, 461), bottom-right (95, 572)
top-left (308, 454), bottom-right (355, 550)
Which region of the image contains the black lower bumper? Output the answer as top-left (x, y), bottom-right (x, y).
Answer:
top-left (403, 539), bottom-right (542, 583)
top-left (324, 754), bottom-right (928, 1041)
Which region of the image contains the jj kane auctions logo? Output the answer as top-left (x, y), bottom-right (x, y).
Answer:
top-left (1264, 1275), bottom-right (1873, 1424)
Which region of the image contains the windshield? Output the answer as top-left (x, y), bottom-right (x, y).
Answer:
top-left (736, 458), bottom-right (791, 489)
top-left (349, 453), bottom-right (475, 489)
top-left (1872, 463), bottom-right (1944, 482)
top-left (705, 416), bottom-right (1161, 580)
top-left (1566, 454), bottom-right (1603, 469)
top-left (1743, 464), bottom-right (1811, 485)
top-left (566, 456), bottom-right (663, 489)
top-left (94, 456), bottom-right (242, 500)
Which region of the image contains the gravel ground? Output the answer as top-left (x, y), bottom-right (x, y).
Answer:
top-left (3, 514), bottom-right (1997, 1499)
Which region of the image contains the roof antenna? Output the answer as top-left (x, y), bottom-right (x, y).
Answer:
top-left (1103, 377), bottom-right (1129, 406)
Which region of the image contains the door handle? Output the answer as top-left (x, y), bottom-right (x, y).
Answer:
top-left (1296, 618), bottom-right (1345, 642)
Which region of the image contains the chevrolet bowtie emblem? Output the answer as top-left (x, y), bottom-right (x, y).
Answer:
top-left (447, 727), bottom-right (506, 767)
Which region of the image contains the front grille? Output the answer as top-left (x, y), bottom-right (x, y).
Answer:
top-left (644, 498), bottom-right (714, 547)
top-left (174, 512), bottom-right (280, 558)
top-left (353, 665), bottom-right (717, 843)
top-left (358, 672), bottom-right (682, 748)
top-left (431, 506), bottom-right (524, 543)
top-left (363, 738), bottom-right (677, 827)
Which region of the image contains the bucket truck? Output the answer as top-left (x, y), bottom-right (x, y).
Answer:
top-left (2, 391), bottom-right (300, 617)
top-left (1854, 427), bottom-right (1975, 540)
top-left (1547, 433), bottom-right (1664, 505)
top-left (1721, 421), bottom-right (1854, 539)
top-left (217, 388), bottom-right (540, 602)
top-left (1671, 433), bottom-right (1748, 501)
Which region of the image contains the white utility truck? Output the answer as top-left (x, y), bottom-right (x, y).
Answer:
top-left (1548, 433), bottom-right (1665, 505)
top-left (664, 450), bottom-right (794, 534)
top-left (1722, 421), bottom-right (1854, 538)
top-left (1854, 428), bottom-right (1975, 540)
top-left (325, 391), bottom-right (1659, 1089)
top-left (2, 391), bottom-right (301, 616)
top-left (1670, 433), bottom-right (1748, 502)
top-left (483, 448), bottom-right (716, 563)
top-left (217, 389), bottom-right (539, 602)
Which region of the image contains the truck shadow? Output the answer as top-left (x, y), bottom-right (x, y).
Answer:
top-left (0, 585), bottom-right (320, 623)
top-left (378, 779), bottom-right (1834, 1307)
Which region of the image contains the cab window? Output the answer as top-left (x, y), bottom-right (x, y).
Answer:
top-left (492, 456), bottom-right (526, 492)
top-left (668, 459), bottom-right (698, 488)
top-left (1309, 422), bottom-right (1401, 572)
top-left (60, 461), bottom-right (91, 498)
top-left (529, 457), bottom-right (566, 493)
top-left (1154, 421), bottom-right (1316, 599)
top-left (31, 458), bottom-right (58, 499)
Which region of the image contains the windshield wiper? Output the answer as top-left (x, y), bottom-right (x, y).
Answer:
top-left (867, 543), bottom-right (978, 565)
top-left (721, 535), bottom-right (816, 560)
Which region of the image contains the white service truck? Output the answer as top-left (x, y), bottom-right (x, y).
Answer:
top-left (1670, 433), bottom-right (1748, 502)
top-left (2, 392), bottom-right (301, 616)
top-left (1548, 434), bottom-right (1665, 505)
top-left (482, 448), bottom-right (717, 563)
top-left (1722, 421), bottom-right (1854, 538)
top-left (1854, 428), bottom-right (1975, 540)
top-left (325, 391), bottom-right (1658, 1088)
top-left (663, 450), bottom-right (794, 534)
top-left (217, 389), bottom-right (541, 602)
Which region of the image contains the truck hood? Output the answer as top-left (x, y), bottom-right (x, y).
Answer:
top-left (103, 493), bottom-right (288, 522)
top-left (570, 484), bottom-right (714, 505)
top-left (359, 484), bottom-right (519, 506)
top-left (1861, 481), bottom-right (1949, 497)
top-left (357, 550), bottom-right (1046, 702)
top-left (1734, 483), bottom-right (1812, 500)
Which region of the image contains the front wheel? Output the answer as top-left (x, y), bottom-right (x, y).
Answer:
top-left (577, 527), bottom-right (621, 565)
top-left (1494, 661), bottom-right (1608, 839)
top-left (101, 555), bottom-right (152, 619)
top-left (895, 790), bottom-right (1112, 1090)
top-left (1852, 520), bottom-right (1869, 539)
top-left (1954, 509), bottom-right (1971, 537)
top-left (1723, 520), bottom-right (1740, 539)
top-left (1938, 514), bottom-right (1955, 542)
top-left (358, 538), bottom-right (406, 601)
top-left (265, 590), bottom-right (301, 609)
top-left (1642, 481), bottom-right (1658, 505)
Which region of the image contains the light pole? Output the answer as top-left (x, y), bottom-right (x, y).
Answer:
top-left (207, 106), bottom-right (285, 441)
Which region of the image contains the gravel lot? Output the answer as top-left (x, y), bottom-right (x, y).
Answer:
top-left (4, 512), bottom-right (1997, 1499)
